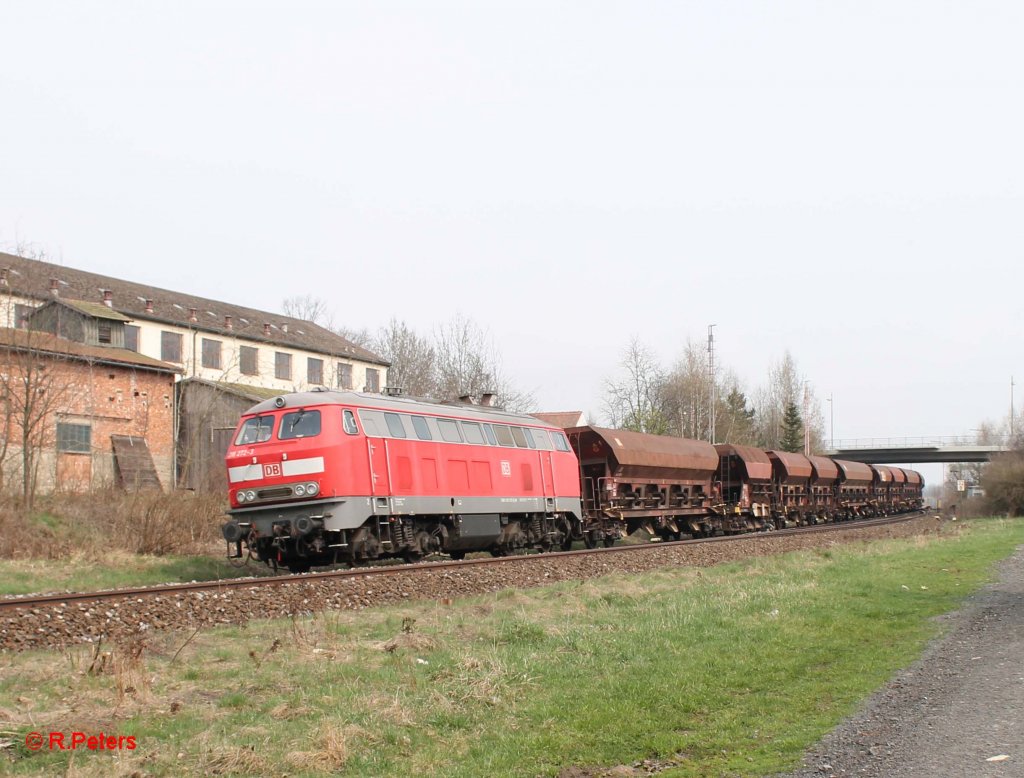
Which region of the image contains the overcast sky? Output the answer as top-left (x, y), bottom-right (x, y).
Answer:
top-left (1, 2), bottom-right (1021, 486)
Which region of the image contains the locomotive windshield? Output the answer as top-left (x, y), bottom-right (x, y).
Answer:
top-left (279, 409), bottom-right (322, 440)
top-left (235, 415), bottom-right (275, 445)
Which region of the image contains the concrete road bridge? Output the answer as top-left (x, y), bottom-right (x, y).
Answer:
top-left (821, 436), bottom-right (1012, 464)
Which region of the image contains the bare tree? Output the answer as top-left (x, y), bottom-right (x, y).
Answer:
top-left (281, 294), bottom-right (335, 329)
top-left (603, 337), bottom-right (668, 434)
top-left (0, 331), bottom-right (74, 508)
top-left (374, 318), bottom-right (436, 396)
top-left (659, 339), bottom-right (712, 439)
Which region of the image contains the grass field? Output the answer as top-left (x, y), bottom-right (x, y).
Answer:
top-left (0, 552), bottom-right (278, 596)
top-left (2, 517), bottom-right (1021, 777)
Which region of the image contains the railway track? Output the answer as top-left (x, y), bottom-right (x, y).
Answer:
top-left (0, 511), bottom-right (928, 614)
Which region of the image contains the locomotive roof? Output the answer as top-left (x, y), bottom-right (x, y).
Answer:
top-left (242, 389), bottom-right (553, 427)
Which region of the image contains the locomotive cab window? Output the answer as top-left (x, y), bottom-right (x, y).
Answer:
top-left (384, 413), bottom-right (407, 438)
top-left (279, 409), bottom-right (321, 439)
top-left (235, 415), bottom-right (275, 445)
top-left (529, 429), bottom-right (552, 449)
top-left (482, 424), bottom-right (498, 445)
top-left (411, 415), bottom-right (432, 440)
top-left (342, 409), bottom-right (358, 435)
top-left (552, 432), bottom-right (570, 452)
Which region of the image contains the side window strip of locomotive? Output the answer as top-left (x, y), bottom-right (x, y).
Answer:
top-left (529, 428), bottom-right (552, 450)
top-left (510, 426), bottom-right (529, 448)
top-left (552, 432), bottom-right (570, 452)
top-left (411, 415), bottom-right (432, 440)
top-left (384, 412), bottom-right (407, 438)
top-left (437, 418), bottom-right (463, 443)
top-left (235, 414), bottom-right (275, 445)
top-left (492, 424), bottom-right (515, 447)
top-left (482, 423), bottom-right (498, 446)
top-left (461, 421), bottom-right (486, 445)
top-left (357, 409), bottom-right (385, 437)
top-left (343, 409), bottom-right (358, 435)
top-left (278, 409), bottom-right (322, 440)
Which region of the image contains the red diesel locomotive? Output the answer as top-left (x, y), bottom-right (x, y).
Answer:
top-left (221, 389), bottom-right (584, 572)
top-left (221, 390), bottom-right (925, 572)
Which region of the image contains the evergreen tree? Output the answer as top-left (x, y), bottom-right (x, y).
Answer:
top-left (720, 386), bottom-right (757, 444)
top-left (780, 401), bottom-right (804, 453)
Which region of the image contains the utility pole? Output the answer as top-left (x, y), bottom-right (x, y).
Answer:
top-left (1012, 376), bottom-right (1015, 438)
top-left (707, 324), bottom-right (716, 444)
top-left (827, 393), bottom-right (834, 449)
top-left (802, 381), bottom-right (810, 455)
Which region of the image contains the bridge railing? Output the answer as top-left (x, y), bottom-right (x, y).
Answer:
top-left (828, 435), bottom-right (1013, 450)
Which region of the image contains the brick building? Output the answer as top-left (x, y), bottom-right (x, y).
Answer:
top-left (0, 328), bottom-right (178, 493)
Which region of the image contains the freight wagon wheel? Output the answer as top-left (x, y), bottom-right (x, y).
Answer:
top-left (448, 551), bottom-right (466, 560)
top-left (287, 561), bottom-right (312, 574)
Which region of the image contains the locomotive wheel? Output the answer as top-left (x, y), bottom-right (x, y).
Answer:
top-left (449, 551), bottom-right (466, 560)
top-left (287, 561), bottom-right (312, 574)
top-left (583, 530), bottom-right (599, 549)
top-left (602, 536), bottom-right (615, 548)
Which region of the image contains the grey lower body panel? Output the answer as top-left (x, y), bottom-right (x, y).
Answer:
top-left (230, 494), bottom-right (583, 532)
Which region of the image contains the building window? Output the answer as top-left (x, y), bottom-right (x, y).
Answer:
top-left (97, 321), bottom-right (112, 344)
top-left (337, 362), bottom-right (353, 390)
top-left (161, 331), bottom-right (182, 363)
top-left (124, 325), bottom-right (140, 352)
top-left (275, 352), bottom-right (292, 380)
top-left (13, 304), bottom-right (33, 329)
top-left (240, 346), bottom-right (258, 376)
top-left (365, 368), bottom-right (380, 393)
top-left (307, 357), bottom-right (323, 385)
top-left (202, 338), bottom-right (222, 369)
top-left (56, 422), bottom-right (91, 453)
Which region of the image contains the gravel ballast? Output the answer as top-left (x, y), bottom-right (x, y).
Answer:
top-left (1, 515), bottom-right (942, 652)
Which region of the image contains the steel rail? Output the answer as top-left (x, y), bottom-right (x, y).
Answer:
top-left (0, 511), bottom-right (929, 612)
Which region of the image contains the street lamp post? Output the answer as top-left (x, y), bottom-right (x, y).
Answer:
top-left (826, 394), bottom-right (834, 450)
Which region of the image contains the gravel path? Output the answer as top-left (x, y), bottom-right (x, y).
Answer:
top-left (785, 539), bottom-right (1024, 777)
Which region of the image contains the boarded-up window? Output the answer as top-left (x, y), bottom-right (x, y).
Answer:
top-left (98, 321), bottom-right (112, 344)
top-left (202, 338), bottom-right (222, 369)
top-left (240, 346), bottom-right (258, 376)
top-left (307, 357), bottom-right (323, 385)
top-left (472, 460), bottom-right (492, 490)
top-left (275, 352), bottom-right (292, 380)
top-left (448, 460), bottom-right (469, 492)
top-left (365, 368), bottom-right (380, 392)
top-left (57, 422), bottom-right (91, 453)
top-left (124, 325), bottom-right (140, 352)
top-left (161, 331), bottom-right (182, 362)
top-left (396, 456), bottom-right (413, 490)
top-left (337, 363), bottom-right (353, 389)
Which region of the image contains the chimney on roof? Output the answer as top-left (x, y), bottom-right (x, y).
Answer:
top-left (189, 307), bottom-right (198, 323)
top-left (281, 323), bottom-right (288, 334)
top-left (225, 315), bottom-right (233, 330)
top-left (480, 393), bottom-right (496, 407)
top-left (263, 322), bottom-right (271, 336)
top-left (102, 290), bottom-right (113, 308)
top-left (50, 278), bottom-right (59, 297)
top-left (145, 299), bottom-right (154, 313)
top-left (0, 269), bottom-right (8, 287)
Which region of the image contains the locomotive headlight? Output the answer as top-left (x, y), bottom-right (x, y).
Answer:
top-left (244, 490), bottom-right (256, 502)
top-left (306, 481), bottom-right (319, 497)
top-left (236, 491), bottom-right (247, 503)
top-left (294, 484), bottom-right (307, 497)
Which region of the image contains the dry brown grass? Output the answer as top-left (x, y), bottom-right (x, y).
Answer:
top-left (285, 723), bottom-right (365, 772)
top-left (0, 489), bottom-right (223, 559)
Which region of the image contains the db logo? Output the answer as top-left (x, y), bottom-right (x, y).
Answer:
top-left (263, 463), bottom-right (282, 478)
top-left (500, 461), bottom-right (511, 477)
